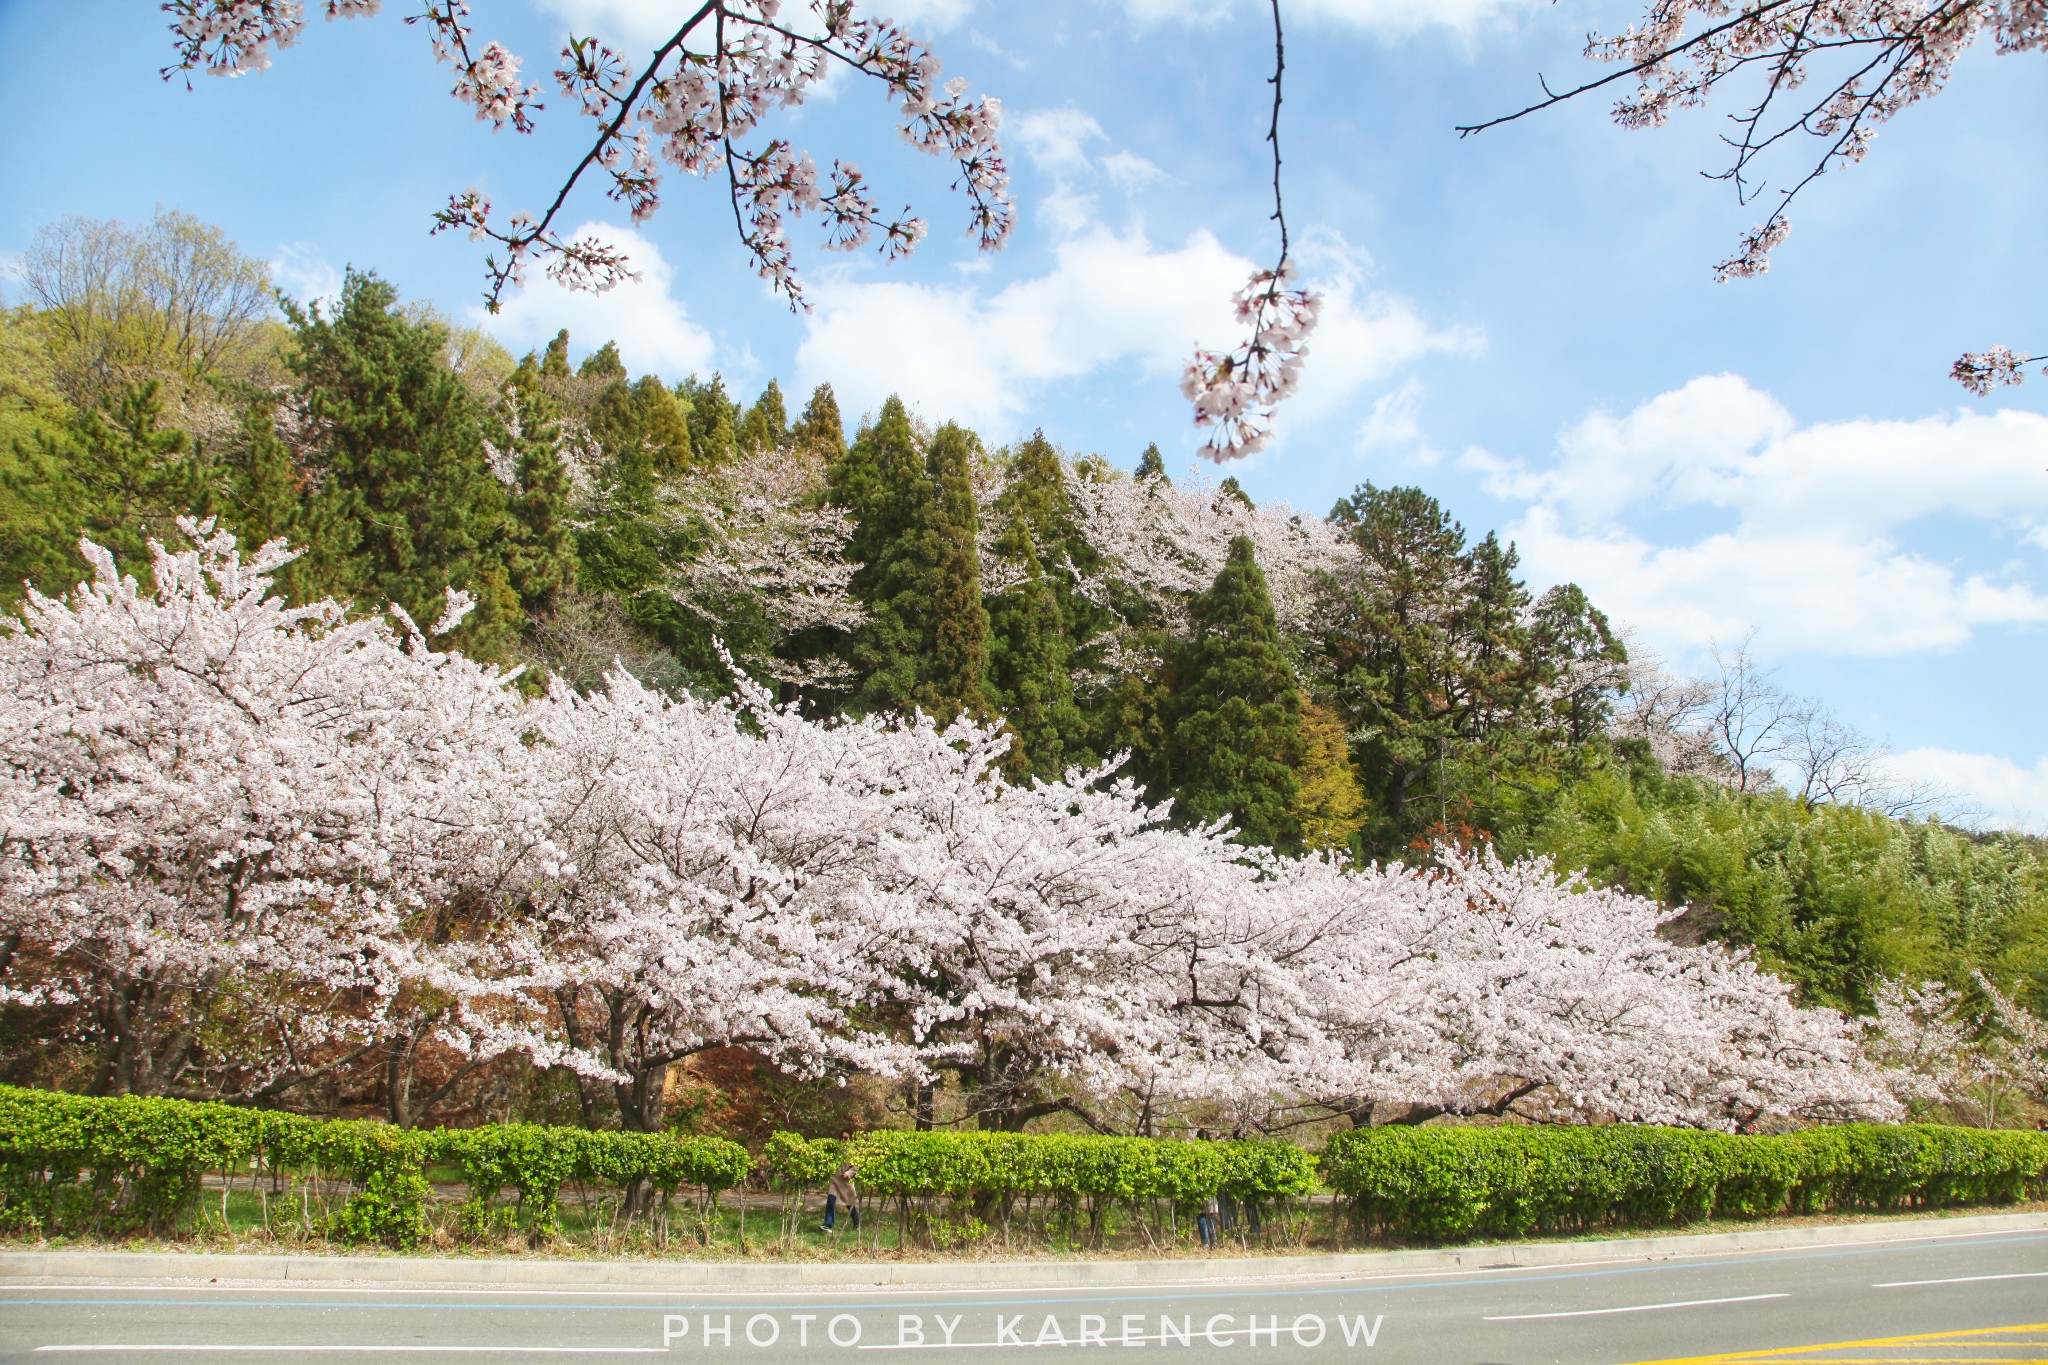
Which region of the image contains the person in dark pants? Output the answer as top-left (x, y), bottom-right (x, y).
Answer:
top-left (1197, 1194), bottom-right (1220, 1247)
top-left (821, 1139), bottom-right (861, 1233)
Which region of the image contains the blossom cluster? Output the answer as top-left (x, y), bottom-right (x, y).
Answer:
top-left (1580, 1), bottom-right (2043, 283)
top-left (161, 2), bottom-right (1012, 315)
top-left (1180, 263), bottom-right (1322, 462)
top-left (1952, 344), bottom-right (2047, 394)
top-left (0, 524), bottom-right (1934, 1129)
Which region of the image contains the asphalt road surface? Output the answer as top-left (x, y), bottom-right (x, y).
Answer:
top-left (3, 1226), bottom-right (2045, 1364)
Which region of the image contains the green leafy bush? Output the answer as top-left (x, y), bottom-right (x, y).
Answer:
top-left (1323, 1123), bottom-right (2048, 1244)
top-left (0, 1085), bottom-right (750, 1248)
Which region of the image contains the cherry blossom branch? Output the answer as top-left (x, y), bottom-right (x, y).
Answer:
top-left (164, 1), bottom-right (1012, 315)
top-left (1457, 1), bottom-right (2044, 388)
top-left (1180, 0), bottom-right (1321, 463)
top-left (1953, 345), bottom-right (2047, 394)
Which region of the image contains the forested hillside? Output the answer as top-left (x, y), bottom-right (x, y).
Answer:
top-left (3, 209), bottom-right (2042, 1055)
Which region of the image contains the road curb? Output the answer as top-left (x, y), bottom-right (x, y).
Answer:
top-left (5, 1210), bottom-right (2047, 1291)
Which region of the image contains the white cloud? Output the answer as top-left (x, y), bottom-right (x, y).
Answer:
top-left (794, 225), bottom-right (1468, 437)
top-left (269, 243), bottom-right (344, 313)
top-left (1101, 151), bottom-right (1169, 190)
top-left (1120, 0), bottom-right (1542, 34)
top-left (1013, 108), bottom-right (1106, 175)
top-left (1356, 378), bottom-right (1425, 451)
top-left (476, 221), bottom-right (715, 380)
top-left (1883, 749), bottom-right (2048, 834)
top-left (1480, 374), bottom-right (2048, 657)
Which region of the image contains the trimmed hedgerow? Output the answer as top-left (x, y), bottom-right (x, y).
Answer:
top-left (763, 1128), bottom-right (1318, 1205)
top-left (0, 1085), bottom-right (751, 1248)
top-left (1322, 1123), bottom-right (2048, 1244)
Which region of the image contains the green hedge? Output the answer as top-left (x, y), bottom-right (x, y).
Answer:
top-left (763, 1129), bottom-right (1319, 1206)
top-left (1322, 1124), bottom-right (2048, 1243)
top-left (11, 1082), bottom-right (2044, 1255)
top-left (0, 1085), bottom-right (750, 1248)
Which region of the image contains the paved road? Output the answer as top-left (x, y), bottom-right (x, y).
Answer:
top-left (3, 1226), bottom-right (2045, 1363)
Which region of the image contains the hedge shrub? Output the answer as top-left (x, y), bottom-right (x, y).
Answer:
top-left (764, 1129), bottom-right (1318, 1206)
top-left (0, 1085), bottom-right (751, 1248)
top-left (1322, 1123), bottom-right (2048, 1244)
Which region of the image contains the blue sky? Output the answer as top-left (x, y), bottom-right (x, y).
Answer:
top-left (1, 0), bottom-right (2043, 827)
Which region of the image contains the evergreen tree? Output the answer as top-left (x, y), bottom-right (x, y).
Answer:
top-left (984, 431), bottom-right (1088, 776)
top-left (912, 422), bottom-right (989, 721)
top-left (1, 381), bottom-right (216, 601)
top-left (503, 380), bottom-right (578, 621)
top-left (577, 341), bottom-right (627, 384)
top-left (791, 382), bottom-right (845, 458)
top-left (677, 374), bottom-right (738, 466)
top-left (631, 374), bottom-right (692, 470)
top-left (1291, 700), bottom-right (1368, 854)
top-left (284, 270), bottom-right (521, 659)
top-left (1135, 442), bottom-right (1168, 483)
top-left (1317, 483), bottom-right (1593, 853)
top-left (1161, 536), bottom-right (1306, 851)
top-left (834, 400), bottom-right (989, 722)
top-left (833, 396), bottom-right (927, 713)
top-left (540, 329), bottom-right (572, 380)
top-left (737, 378), bottom-right (789, 454)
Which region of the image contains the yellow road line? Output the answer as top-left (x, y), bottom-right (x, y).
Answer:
top-left (1620, 1323), bottom-right (2048, 1365)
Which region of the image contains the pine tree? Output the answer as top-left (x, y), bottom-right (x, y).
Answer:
top-left (1162, 536), bottom-right (1306, 851)
top-left (1135, 442), bottom-right (1168, 483)
top-left (791, 382), bottom-right (846, 458)
top-left (284, 270), bottom-right (522, 660)
top-left (1317, 483), bottom-right (1572, 853)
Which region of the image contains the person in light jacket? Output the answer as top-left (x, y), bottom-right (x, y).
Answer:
top-left (822, 1137), bottom-right (861, 1233)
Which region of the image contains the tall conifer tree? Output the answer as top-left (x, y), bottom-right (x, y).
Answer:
top-left (284, 270), bottom-right (520, 660)
top-left (791, 382), bottom-right (845, 458)
top-left (1162, 536), bottom-right (1306, 851)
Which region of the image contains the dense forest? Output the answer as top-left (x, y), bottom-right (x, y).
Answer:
top-left (2, 211), bottom-right (2043, 1125)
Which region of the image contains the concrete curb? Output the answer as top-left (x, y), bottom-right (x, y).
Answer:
top-left (5, 1210), bottom-right (2046, 1291)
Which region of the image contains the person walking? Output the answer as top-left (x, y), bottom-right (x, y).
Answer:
top-left (822, 1138), bottom-right (861, 1234)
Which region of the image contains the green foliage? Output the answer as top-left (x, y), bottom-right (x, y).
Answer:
top-left (836, 402), bottom-right (989, 722)
top-left (0, 1084), bottom-right (749, 1249)
top-left (763, 1129), bottom-right (1315, 1208)
top-left (1159, 536), bottom-right (1305, 851)
top-left (283, 270), bottom-right (522, 660)
top-left (1317, 484), bottom-right (1613, 857)
top-left (1321, 1123), bottom-right (2048, 1244)
top-left (1508, 762), bottom-right (2048, 1011)
top-left (790, 382), bottom-right (846, 458)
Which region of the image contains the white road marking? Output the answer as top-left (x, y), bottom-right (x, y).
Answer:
top-left (1482, 1292), bottom-right (1788, 1321)
top-left (37, 1347), bottom-right (664, 1355)
top-left (1872, 1270), bottom-right (2048, 1288)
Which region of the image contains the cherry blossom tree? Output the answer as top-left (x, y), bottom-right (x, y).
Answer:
top-left (0, 517), bottom-right (1908, 1130)
top-left (1062, 460), bottom-right (1352, 640)
top-left (1466, 1), bottom-right (2045, 391)
top-left (0, 521), bottom-right (537, 1099)
top-left (1267, 846), bottom-right (1898, 1132)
